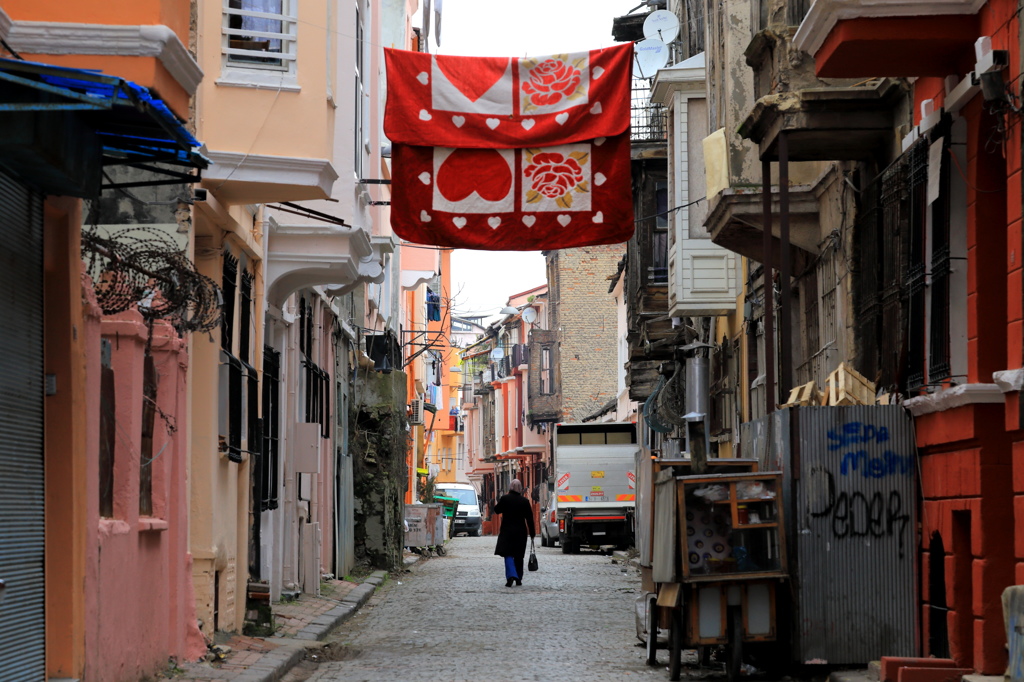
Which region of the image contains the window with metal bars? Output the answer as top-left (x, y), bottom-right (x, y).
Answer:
top-left (928, 133), bottom-right (953, 383)
top-left (710, 341), bottom-right (735, 437)
top-left (855, 131), bottom-right (954, 395)
top-left (260, 346), bottom-right (281, 511)
top-left (219, 253), bottom-right (255, 463)
top-left (99, 339), bottom-right (115, 518)
top-left (224, 0), bottom-right (296, 70)
top-left (139, 353), bottom-right (157, 517)
top-left (298, 296), bottom-right (331, 438)
top-left (221, 253), bottom-right (237, 352)
top-left (240, 270), bottom-right (254, 364)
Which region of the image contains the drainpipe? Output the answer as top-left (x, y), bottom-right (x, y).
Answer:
top-left (779, 132), bottom-right (792, 401)
top-left (762, 159), bottom-right (775, 415)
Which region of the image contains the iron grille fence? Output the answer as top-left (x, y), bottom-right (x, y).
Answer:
top-left (854, 138), bottom-right (948, 395)
top-left (631, 79), bottom-right (667, 142)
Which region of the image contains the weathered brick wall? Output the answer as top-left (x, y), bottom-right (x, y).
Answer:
top-left (547, 245), bottom-right (624, 422)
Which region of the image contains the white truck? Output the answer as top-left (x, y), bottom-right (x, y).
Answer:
top-left (553, 422), bottom-right (638, 553)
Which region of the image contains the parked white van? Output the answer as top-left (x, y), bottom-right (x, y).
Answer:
top-left (434, 483), bottom-right (483, 536)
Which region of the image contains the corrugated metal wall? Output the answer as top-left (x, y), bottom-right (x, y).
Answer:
top-left (0, 171), bottom-right (45, 678)
top-left (794, 406), bottom-right (917, 663)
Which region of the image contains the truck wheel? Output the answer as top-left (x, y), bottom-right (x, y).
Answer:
top-left (472, 528), bottom-right (482, 537)
top-left (561, 541), bottom-right (571, 554)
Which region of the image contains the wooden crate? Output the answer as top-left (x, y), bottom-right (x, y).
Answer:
top-left (781, 381), bottom-right (821, 408)
top-left (825, 362), bottom-right (875, 406)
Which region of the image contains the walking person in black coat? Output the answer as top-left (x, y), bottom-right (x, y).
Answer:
top-left (493, 479), bottom-right (536, 587)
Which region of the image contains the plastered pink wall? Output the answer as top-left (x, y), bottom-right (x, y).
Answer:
top-left (84, 306), bottom-right (205, 681)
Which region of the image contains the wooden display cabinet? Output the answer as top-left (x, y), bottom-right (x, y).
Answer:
top-left (676, 472), bottom-right (787, 582)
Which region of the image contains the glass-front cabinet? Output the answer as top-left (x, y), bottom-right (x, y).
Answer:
top-left (677, 472), bottom-right (786, 581)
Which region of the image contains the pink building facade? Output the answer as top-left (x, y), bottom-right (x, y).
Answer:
top-left (83, 304), bottom-right (205, 679)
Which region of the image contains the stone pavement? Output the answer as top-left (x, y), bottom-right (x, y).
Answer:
top-left (305, 536), bottom-right (664, 682)
top-left (163, 569), bottom-right (393, 682)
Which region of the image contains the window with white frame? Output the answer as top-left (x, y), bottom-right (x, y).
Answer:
top-left (223, 0), bottom-right (296, 71)
top-left (354, 3), bottom-right (366, 177)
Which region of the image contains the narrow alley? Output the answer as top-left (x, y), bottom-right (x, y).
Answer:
top-left (304, 537), bottom-right (660, 681)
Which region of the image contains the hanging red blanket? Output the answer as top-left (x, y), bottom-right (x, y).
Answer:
top-left (384, 43), bottom-right (635, 250)
top-left (384, 43), bottom-right (632, 148)
top-left (390, 133), bottom-right (632, 250)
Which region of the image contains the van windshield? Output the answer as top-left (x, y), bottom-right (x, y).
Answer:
top-left (436, 488), bottom-right (478, 506)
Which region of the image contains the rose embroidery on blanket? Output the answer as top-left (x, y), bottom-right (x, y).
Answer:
top-left (524, 150), bottom-right (590, 209)
top-left (521, 57), bottom-right (583, 109)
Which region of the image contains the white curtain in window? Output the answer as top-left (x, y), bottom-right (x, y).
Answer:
top-left (238, 0), bottom-right (284, 50)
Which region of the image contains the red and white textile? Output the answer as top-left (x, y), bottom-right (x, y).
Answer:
top-left (384, 44), bottom-right (632, 148)
top-left (385, 44), bottom-right (634, 250)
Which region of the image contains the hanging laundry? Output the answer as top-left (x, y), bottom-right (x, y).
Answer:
top-left (384, 44), bottom-right (632, 148)
top-left (426, 288), bottom-right (442, 321)
top-left (384, 44), bottom-right (634, 250)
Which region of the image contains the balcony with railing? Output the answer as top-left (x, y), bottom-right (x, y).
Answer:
top-left (631, 79), bottom-right (667, 144)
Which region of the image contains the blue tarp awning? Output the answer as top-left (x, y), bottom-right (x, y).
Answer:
top-left (0, 57), bottom-right (208, 195)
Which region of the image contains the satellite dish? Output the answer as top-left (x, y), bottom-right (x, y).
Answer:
top-left (643, 10), bottom-right (680, 44)
top-left (489, 346), bottom-right (505, 361)
top-left (633, 39), bottom-right (669, 79)
top-left (522, 306), bottom-right (538, 324)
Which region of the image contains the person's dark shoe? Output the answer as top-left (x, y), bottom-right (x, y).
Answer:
top-left (515, 579), bottom-right (522, 586)
top-left (506, 578), bottom-right (514, 587)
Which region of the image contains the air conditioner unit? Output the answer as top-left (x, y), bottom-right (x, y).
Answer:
top-left (409, 399), bottom-right (424, 425)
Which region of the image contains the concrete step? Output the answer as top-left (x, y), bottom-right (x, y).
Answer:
top-left (830, 668), bottom-right (876, 682)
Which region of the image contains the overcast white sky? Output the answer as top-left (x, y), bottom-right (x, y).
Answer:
top-left (417, 0), bottom-right (636, 320)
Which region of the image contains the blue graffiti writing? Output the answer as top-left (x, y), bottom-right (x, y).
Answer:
top-left (839, 450), bottom-right (914, 478)
top-left (827, 421), bottom-right (890, 451)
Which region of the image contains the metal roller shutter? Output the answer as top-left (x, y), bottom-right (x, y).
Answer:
top-left (0, 170), bottom-right (46, 678)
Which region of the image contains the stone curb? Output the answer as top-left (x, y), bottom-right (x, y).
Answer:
top-left (230, 643), bottom-right (305, 682)
top-left (229, 571), bottom-right (389, 680)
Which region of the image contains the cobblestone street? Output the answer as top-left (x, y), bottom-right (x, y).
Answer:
top-left (306, 536), bottom-right (664, 681)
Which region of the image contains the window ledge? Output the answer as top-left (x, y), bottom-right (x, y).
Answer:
top-left (139, 518), bottom-right (169, 532)
top-left (98, 519), bottom-right (131, 537)
top-left (216, 68), bottom-right (300, 92)
top-left (993, 369), bottom-right (1024, 393)
top-left (903, 382), bottom-right (1005, 416)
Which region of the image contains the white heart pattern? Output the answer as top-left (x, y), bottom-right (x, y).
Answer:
top-left (418, 172), bottom-right (431, 185)
top-left (555, 112), bottom-right (569, 125)
top-left (416, 71), bottom-right (429, 85)
top-left (592, 66), bottom-right (605, 79)
top-left (521, 119), bottom-right (535, 130)
top-left (452, 115), bottom-right (466, 128)
top-left (590, 102), bottom-right (603, 115)
top-left (557, 215), bottom-right (571, 227)
top-left (594, 173), bottom-right (607, 186)
top-left (594, 137), bottom-right (606, 146)
top-left (419, 109), bottom-right (432, 121)
top-left (420, 210), bottom-right (432, 222)
top-left (488, 216), bottom-right (501, 229)
top-left (592, 211), bottom-right (604, 223)
top-left (486, 118), bottom-right (501, 130)
top-left (453, 217), bottom-right (467, 229)
top-left (522, 215), bottom-right (536, 227)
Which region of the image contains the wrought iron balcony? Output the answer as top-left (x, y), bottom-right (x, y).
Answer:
top-left (631, 79), bottom-right (667, 143)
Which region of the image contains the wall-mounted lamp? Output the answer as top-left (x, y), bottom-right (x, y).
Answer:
top-left (980, 69), bottom-right (1007, 102)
